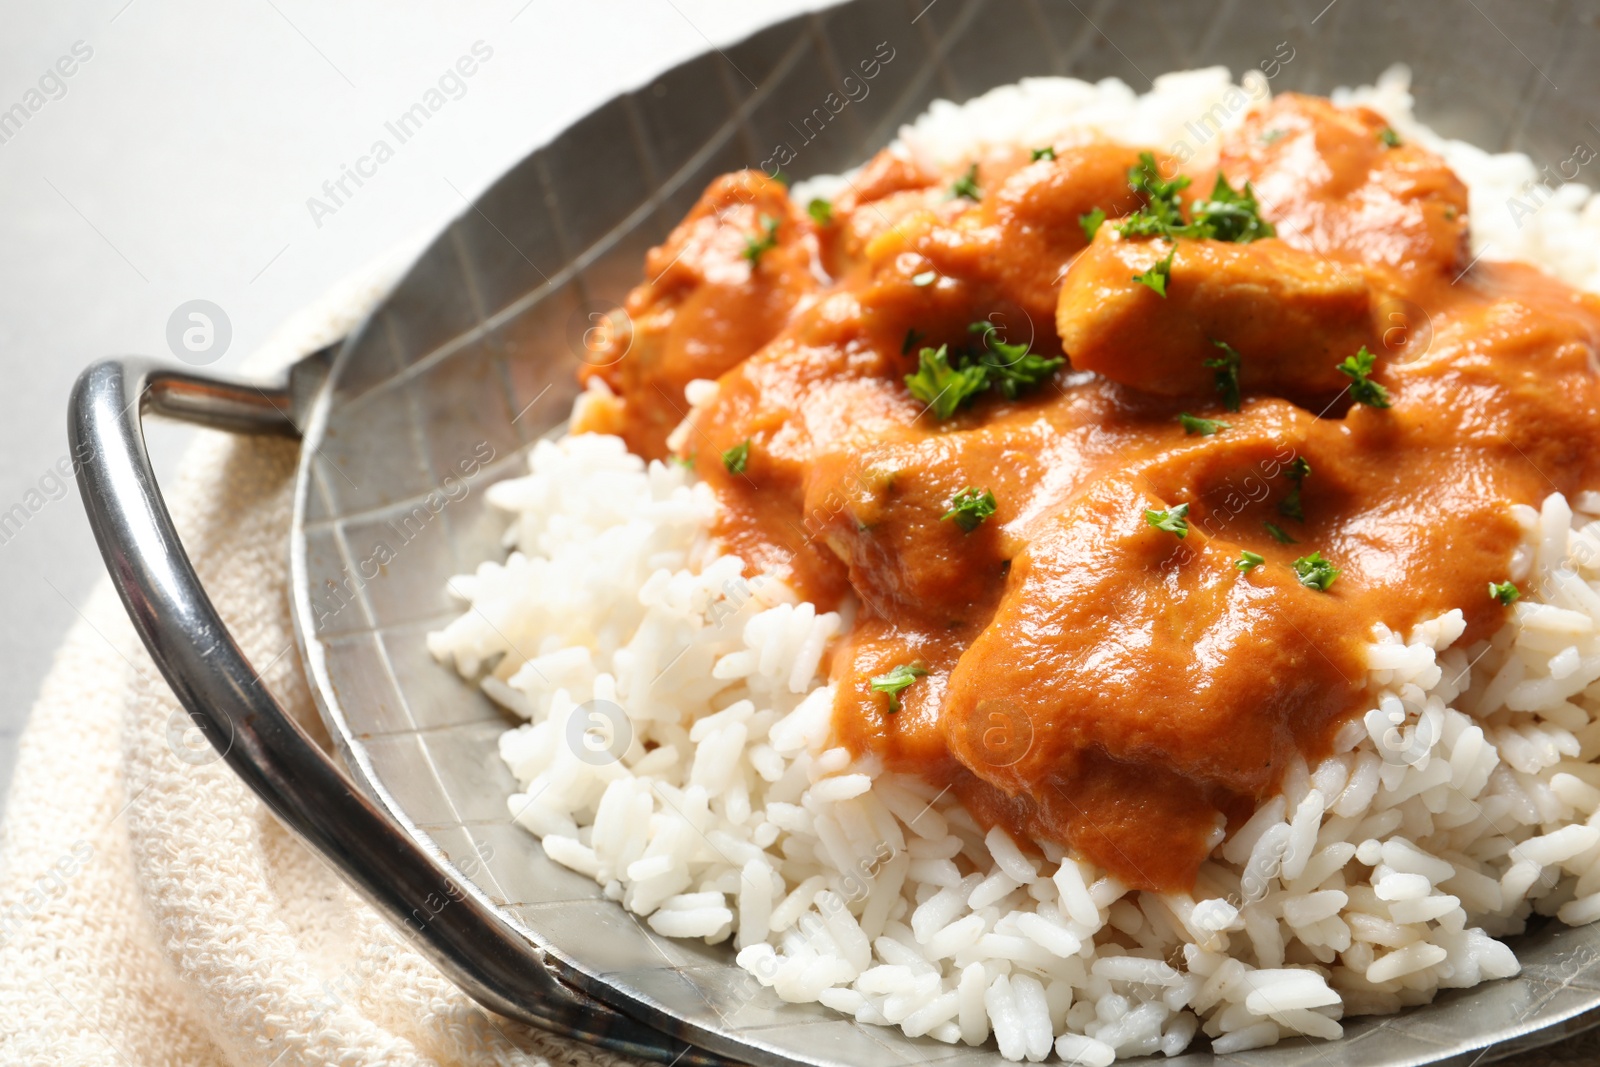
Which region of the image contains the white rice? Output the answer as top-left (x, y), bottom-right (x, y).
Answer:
top-left (431, 67), bottom-right (1600, 1060)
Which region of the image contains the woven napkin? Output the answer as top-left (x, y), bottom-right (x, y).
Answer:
top-left (0, 256), bottom-right (637, 1067)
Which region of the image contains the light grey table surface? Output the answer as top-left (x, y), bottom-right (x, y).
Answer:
top-left (0, 0), bottom-right (830, 814)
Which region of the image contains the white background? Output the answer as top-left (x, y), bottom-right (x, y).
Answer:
top-left (0, 0), bottom-right (832, 804)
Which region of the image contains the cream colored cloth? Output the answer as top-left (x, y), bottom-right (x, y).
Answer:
top-left (0, 262), bottom-right (637, 1067)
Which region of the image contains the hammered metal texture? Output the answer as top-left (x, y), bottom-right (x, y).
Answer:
top-left (291, 2), bottom-right (1600, 1063)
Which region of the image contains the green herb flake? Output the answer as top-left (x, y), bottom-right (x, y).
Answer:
top-left (1189, 172), bottom-right (1277, 243)
top-left (1178, 412), bottom-right (1230, 436)
top-left (949, 163), bottom-right (981, 202)
top-left (772, 170), bottom-right (791, 187)
top-left (969, 321), bottom-right (1065, 398)
top-left (943, 486), bottom-right (997, 533)
top-left (720, 439), bottom-right (751, 475)
top-left (1278, 456), bottom-right (1312, 522)
top-left (807, 198), bottom-right (833, 226)
top-left (902, 328), bottom-right (925, 356)
top-left (1262, 128), bottom-right (1286, 145)
top-left (905, 345), bottom-right (988, 420)
top-left (912, 269), bottom-right (938, 287)
top-left (870, 662), bottom-right (928, 712)
top-left (1292, 551), bottom-right (1340, 591)
top-left (1079, 207), bottom-right (1106, 242)
top-left (1337, 346), bottom-right (1393, 409)
top-left (1117, 152), bottom-right (1274, 243)
top-left (1031, 146), bottom-right (1057, 162)
top-left (1264, 521), bottom-right (1298, 544)
top-left (1205, 340), bottom-right (1244, 412)
top-left (1118, 152), bottom-right (1192, 239)
top-left (1379, 126), bottom-right (1402, 148)
top-left (1132, 246), bottom-right (1175, 298)
top-left (1236, 550), bottom-right (1266, 572)
top-left (1144, 502), bottom-right (1191, 539)
top-left (1489, 580), bottom-right (1520, 606)
top-left (903, 324), bottom-right (1064, 418)
top-left (742, 215), bottom-right (781, 264)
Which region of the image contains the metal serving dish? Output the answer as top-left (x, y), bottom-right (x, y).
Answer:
top-left (70, 1), bottom-right (1600, 1063)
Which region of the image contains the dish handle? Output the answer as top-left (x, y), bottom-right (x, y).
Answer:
top-left (68, 356), bottom-right (732, 1065)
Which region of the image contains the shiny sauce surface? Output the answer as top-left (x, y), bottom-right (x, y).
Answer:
top-left (581, 94), bottom-right (1600, 891)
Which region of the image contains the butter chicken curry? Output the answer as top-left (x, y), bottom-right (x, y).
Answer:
top-left (580, 94), bottom-right (1600, 893)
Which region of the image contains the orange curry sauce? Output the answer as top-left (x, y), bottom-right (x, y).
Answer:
top-left (580, 94), bottom-right (1600, 892)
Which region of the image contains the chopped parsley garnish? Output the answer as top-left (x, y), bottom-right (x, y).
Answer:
top-left (1032, 146), bottom-right (1057, 162)
top-left (1337, 346), bottom-right (1392, 409)
top-left (1489, 580), bottom-right (1520, 606)
top-left (950, 164), bottom-right (981, 201)
top-left (943, 487), bottom-right (997, 532)
top-left (772, 170), bottom-right (790, 187)
top-left (1144, 502), bottom-right (1191, 539)
top-left (1264, 521), bottom-right (1298, 544)
top-left (903, 325), bottom-right (1064, 419)
top-left (1119, 152), bottom-right (1191, 239)
top-left (1117, 152), bottom-right (1275, 244)
top-left (912, 269), bottom-right (938, 287)
top-left (1236, 550), bottom-right (1266, 572)
top-left (1178, 412), bottom-right (1230, 436)
top-left (1188, 173), bottom-right (1277, 243)
top-left (870, 662), bottom-right (927, 712)
top-left (1132, 247), bottom-right (1175, 297)
top-left (905, 345), bottom-right (988, 420)
top-left (969, 321), bottom-right (1065, 398)
top-left (1262, 128), bottom-right (1285, 145)
top-left (1079, 207), bottom-right (1106, 241)
top-left (742, 215), bottom-right (780, 264)
top-left (1279, 456), bottom-right (1312, 521)
top-left (902, 328), bottom-right (925, 356)
top-left (1292, 552), bottom-right (1340, 591)
top-left (807, 198), bottom-right (833, 226)
top-left (1205, 340), bottom-right (1243, 412)
top-left (721, 439), bottom-right (751, 474)
top-left (1378, 126), bottom-right (1402, 148)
